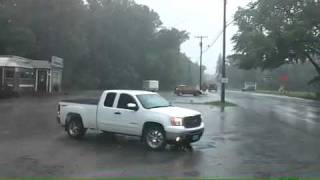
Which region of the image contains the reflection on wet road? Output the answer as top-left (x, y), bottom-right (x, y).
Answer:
top-left (163, 91), bottom-right (320, 177)
top-left (0, 90), bottom-right (320, 177)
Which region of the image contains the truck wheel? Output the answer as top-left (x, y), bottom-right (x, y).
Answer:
top-left (67, 119), bottom-right (86, 139)
top-left (144, 126), bottom-right (166, 150)
top-left (193, 92), bottom-right (200, 96)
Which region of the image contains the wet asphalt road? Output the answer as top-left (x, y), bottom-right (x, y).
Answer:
top-left (0, 90), bottom-right (320, 178)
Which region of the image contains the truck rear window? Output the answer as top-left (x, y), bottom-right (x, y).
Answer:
top-left (104, 93), bottom-right (116, 107)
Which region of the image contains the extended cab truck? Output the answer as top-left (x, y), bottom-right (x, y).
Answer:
top-left (57, 90), bottom-right (204, 150)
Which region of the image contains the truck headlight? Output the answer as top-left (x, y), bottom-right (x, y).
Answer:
top-left (170, 117), bottom-right (183, 126)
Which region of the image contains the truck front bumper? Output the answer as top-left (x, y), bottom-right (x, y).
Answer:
top-left (166, 126), bottom-right (204, 144)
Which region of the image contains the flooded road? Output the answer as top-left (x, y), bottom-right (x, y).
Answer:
top-left (0, 91), bottom-right (320, 178)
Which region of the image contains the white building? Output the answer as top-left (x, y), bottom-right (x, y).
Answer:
top-left (0, 56), bottom-right (63, 93)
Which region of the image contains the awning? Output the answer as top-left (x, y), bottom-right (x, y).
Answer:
top-left (30, 60), bottom-right (51, 69)
top-left (0, 56), bottom-right (34, 69)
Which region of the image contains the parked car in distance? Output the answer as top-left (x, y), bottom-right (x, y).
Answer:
top-left (174, 85), bottom-right (202, 96)
top-left (242, 86), bottom-right (256, 91)
top-left (142, 80), bottom-right (159, 92)
top-left (241, 81), bottom-right (257, 91)
top-left (57, 90), bottom-right (204, 150)
top-left (208, 84), bottom-right (218, 91)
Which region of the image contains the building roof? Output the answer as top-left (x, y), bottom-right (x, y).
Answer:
top-left (0, 56), bottom-right (34, 69)
top-left (30, 60), bottom-right (51, 69)
top-left (0, 56), bottom-right (51, 69)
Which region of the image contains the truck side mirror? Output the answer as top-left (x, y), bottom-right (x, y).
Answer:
top-left (127, 103), bottom-right (138, 111)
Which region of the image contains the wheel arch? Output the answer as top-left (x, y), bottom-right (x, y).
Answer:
top-left (65, 113), bottom-right (83, 131)
top-left (141, 121), bottom-right (167, 150)
top-left (141, 121), bottom-right (165, 139)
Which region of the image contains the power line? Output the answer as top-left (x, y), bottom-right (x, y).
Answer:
top-left (203, 20), bottom-right (234, 54)
top-left (220, 0), bottom-right (265, 103)
top-left (203, 0), bottom-right (265, 54)
top-left (203, 22), bottom-right (233, 53)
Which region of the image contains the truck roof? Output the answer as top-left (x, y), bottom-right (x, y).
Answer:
top-left (105, 90), bottom-right (157, 95)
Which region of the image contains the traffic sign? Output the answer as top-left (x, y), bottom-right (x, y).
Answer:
top-left (264, 76), bottom-right (272, 81)
top-left (221, 78), bottom-right (229, 84)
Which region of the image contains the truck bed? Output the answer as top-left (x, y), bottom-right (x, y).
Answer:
top-left (61, 98), bottom-right (99, 105)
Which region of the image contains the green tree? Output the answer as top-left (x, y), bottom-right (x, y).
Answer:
top-left (0, 0), bottom-right (89, 88)
top-left (0, 0), bottom-right (199, 90)
top-left (0, 1), bottom-right (36, 57)
top-left (231, 0), bottom-right (320, 85)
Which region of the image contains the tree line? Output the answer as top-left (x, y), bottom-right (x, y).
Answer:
top-left (0, 0), bottom-right (200, 90)
top-left (230, 0), bottom-right (320, 88)
top-left (225, 62), bottom-right (319, 92)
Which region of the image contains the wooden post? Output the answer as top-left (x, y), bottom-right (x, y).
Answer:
top-left (1, 68), bottom-right (4, 87)
top-left (49, 69), bottom-right (52, 93)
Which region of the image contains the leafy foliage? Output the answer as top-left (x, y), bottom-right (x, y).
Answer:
top-left (226, 62), bottom-right (318, 91)
top-left (0, 0), bottom-right (200, 90)
top-left (231, 0), bottom-right (320, 85)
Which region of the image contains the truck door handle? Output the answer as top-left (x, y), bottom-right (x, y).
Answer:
top-left (114, 112), bottom-right (121, 115)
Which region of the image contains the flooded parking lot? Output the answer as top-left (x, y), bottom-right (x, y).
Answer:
top-left (1, 91), bottom-right (320, 178)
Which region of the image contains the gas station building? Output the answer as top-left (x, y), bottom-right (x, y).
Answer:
top-left (0, 56), bottom-right (64, 93)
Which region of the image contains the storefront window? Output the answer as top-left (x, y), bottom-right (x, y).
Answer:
top-left (20, 69), bottom-right (34, 79)
top-left (5, 69), bottom-right (14, 78)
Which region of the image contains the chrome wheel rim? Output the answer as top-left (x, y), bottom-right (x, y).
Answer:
top-left (69, 121), bottom-right (80, 136)
top-left (146, 130), bottom-right (164, 149)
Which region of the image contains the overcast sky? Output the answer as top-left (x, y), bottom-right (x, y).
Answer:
top-left (134, 0), bottom-right (253, 74)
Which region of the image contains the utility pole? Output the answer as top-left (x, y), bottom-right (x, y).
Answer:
top-left (221, 0), bottom-right (227, 103)
top-left (188, 60), bottom-right (192, 84)
top-left (195, 36), bottom-right (208, 90)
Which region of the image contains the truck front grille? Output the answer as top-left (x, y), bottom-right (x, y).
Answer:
top-left (183, 115), bottom-right (201, 128)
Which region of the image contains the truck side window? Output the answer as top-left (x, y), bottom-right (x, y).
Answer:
top-left (104, 93), bottom-right (116, 107)
top-left (117, 94), bottom-right (137, 110)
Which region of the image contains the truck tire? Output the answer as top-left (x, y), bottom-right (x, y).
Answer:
top-left (144, 126), bottom-right (166, 150)
top-left (193, 92), bottom-right (200, 96)
top-left (67, 119), bottom-right (86, 139)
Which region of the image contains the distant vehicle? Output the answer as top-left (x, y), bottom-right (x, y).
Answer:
top-left (201, 84), bottom-right (209, 91)
top-left (143, 80), bottom-right (159, 92)
top-left (174, 85), bottom-right (202, 96)
top-left (208, 84), bottom-right (218, 91)
top-left (242, 82), bottom-right (257, 91)
top-left (57, 90), bottom-right (204, 150)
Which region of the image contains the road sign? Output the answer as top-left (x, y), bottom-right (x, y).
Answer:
top-left (221, 78), bottom-right (229, 84)
top-left (264, 76), bottom-right (272, 81)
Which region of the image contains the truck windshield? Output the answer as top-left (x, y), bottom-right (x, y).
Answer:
top-left (137, 94), bottom-right (171, 109)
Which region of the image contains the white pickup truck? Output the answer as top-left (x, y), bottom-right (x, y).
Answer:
top-left (57, 90), bottom-right (204, 150)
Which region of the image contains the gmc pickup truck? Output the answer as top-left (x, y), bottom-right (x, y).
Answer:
top-left (57, 90), bottom-right (204, 150)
